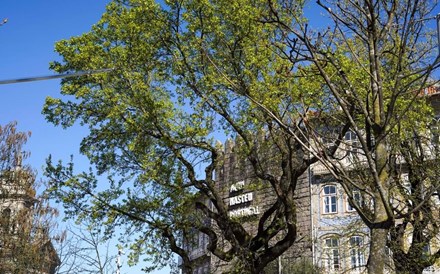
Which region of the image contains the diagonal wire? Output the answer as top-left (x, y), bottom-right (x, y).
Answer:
top-left (0, 68), bottom-right (113, 85)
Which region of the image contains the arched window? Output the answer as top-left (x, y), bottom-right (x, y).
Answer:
top-left (323, 237), bottom-right (340, 270)
top-left (323, 185), bottom-right (338, 214)
top-left (350, 236), bottom-right (365, 268)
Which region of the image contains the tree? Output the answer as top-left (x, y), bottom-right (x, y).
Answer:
top-left (387, 113), bottom-right (440, 274)
top-left (0, 121), bottom-right (60, 273)
top-left (43, 0), bottom-right (318, 273)
top-left (260, 0), bottom-right (440, 273)
top-left (42, 0), bottom-right (440, 273)
top-left (54, 220), bottom-right (116, 274)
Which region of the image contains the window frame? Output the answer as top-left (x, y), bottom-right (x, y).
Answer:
top-left (322, 185), bottom-right (338, 214)
top-left (323, 236), bottom-right (340, 271)
top-left (345, 131), bottom-right (359, 161)
top-left (349, 235), bottom-right (365, 269)
top-left (346, 190), bottom-right (362, 212)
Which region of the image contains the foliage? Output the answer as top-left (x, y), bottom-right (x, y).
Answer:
top-left (387, 116), bottom-right (440, 274)
top-left (44, 0), bottom-right (318, 273)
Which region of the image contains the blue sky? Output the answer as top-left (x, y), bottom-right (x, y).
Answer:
top-left (0, 1), bottom-right (105, 174)
top-left (0, 1), bottom-right (169, 273)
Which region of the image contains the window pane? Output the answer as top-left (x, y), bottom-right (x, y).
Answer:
top-left (348, 191), bottom-right (362, 211)
top-left (323, 186), bottom-right (337, 213)
top-left (331, 196), bottom-right (337, 212)
top-left (333, 249), bottom-right (339, 269)
top-left (324, 185), bottom-right (336, 194)
top-left (326, 239), bottom-right (331, 246)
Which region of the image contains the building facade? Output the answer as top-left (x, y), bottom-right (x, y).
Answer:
top-left (309, 86), bottom-right (440, 274)
top-left (212, 139), bottom-right (313, 273)
top-left (181, 138), bottom-right (314, 274)
top-left (182, 87), bottom-right (440, 274)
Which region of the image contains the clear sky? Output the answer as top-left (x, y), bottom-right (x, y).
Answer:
top-left (0, 1), bottom-right (169, 273)
top-left (0, 1), bottom-right (105, 172)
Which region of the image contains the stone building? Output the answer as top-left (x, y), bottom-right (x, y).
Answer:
top-left (182, 137), bottom-right (313, 274)
top-left (213, 138), bottom-right (313, 273)
top-left (183, 87), bottom-right (440, 274)
top-left (310, 161), bottom-right (370, 274)
top-left (308, 85), bottom-right (440, 274)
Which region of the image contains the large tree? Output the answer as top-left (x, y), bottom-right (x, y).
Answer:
top-left (261, 0), bottom-right (440, 273)
top-left (0, 122), bottom-right (60, 273)
top-left (43, 0), bottom-right (440, 273)
top-left (44, 0), bottom-right (317, 273)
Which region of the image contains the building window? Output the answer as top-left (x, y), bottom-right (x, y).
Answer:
top-left (433, 190), bottom-right (440, 205)
top-left (323, 185), bottom-right (338, 214)
top-left (202, 264), bottom-right (209, 274)
top-left (193, 264), bottom-right (210, 274)
top-left (345, 131), bottom-right (359, 160)
top-left (350, 236), bottom-right (365, 268)
top-left (347, 190), bottom-right (362, 212)
top-left (324, 237), bottom-right (340, 270)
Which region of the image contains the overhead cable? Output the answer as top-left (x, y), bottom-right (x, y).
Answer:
top-left (0, 68), bottom-right (113, 85)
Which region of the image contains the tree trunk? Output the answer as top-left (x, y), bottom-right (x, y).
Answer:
top-left (367, 227), bottom-right (389, 274)
top-left (366, 127), bottom-right (391, 274)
